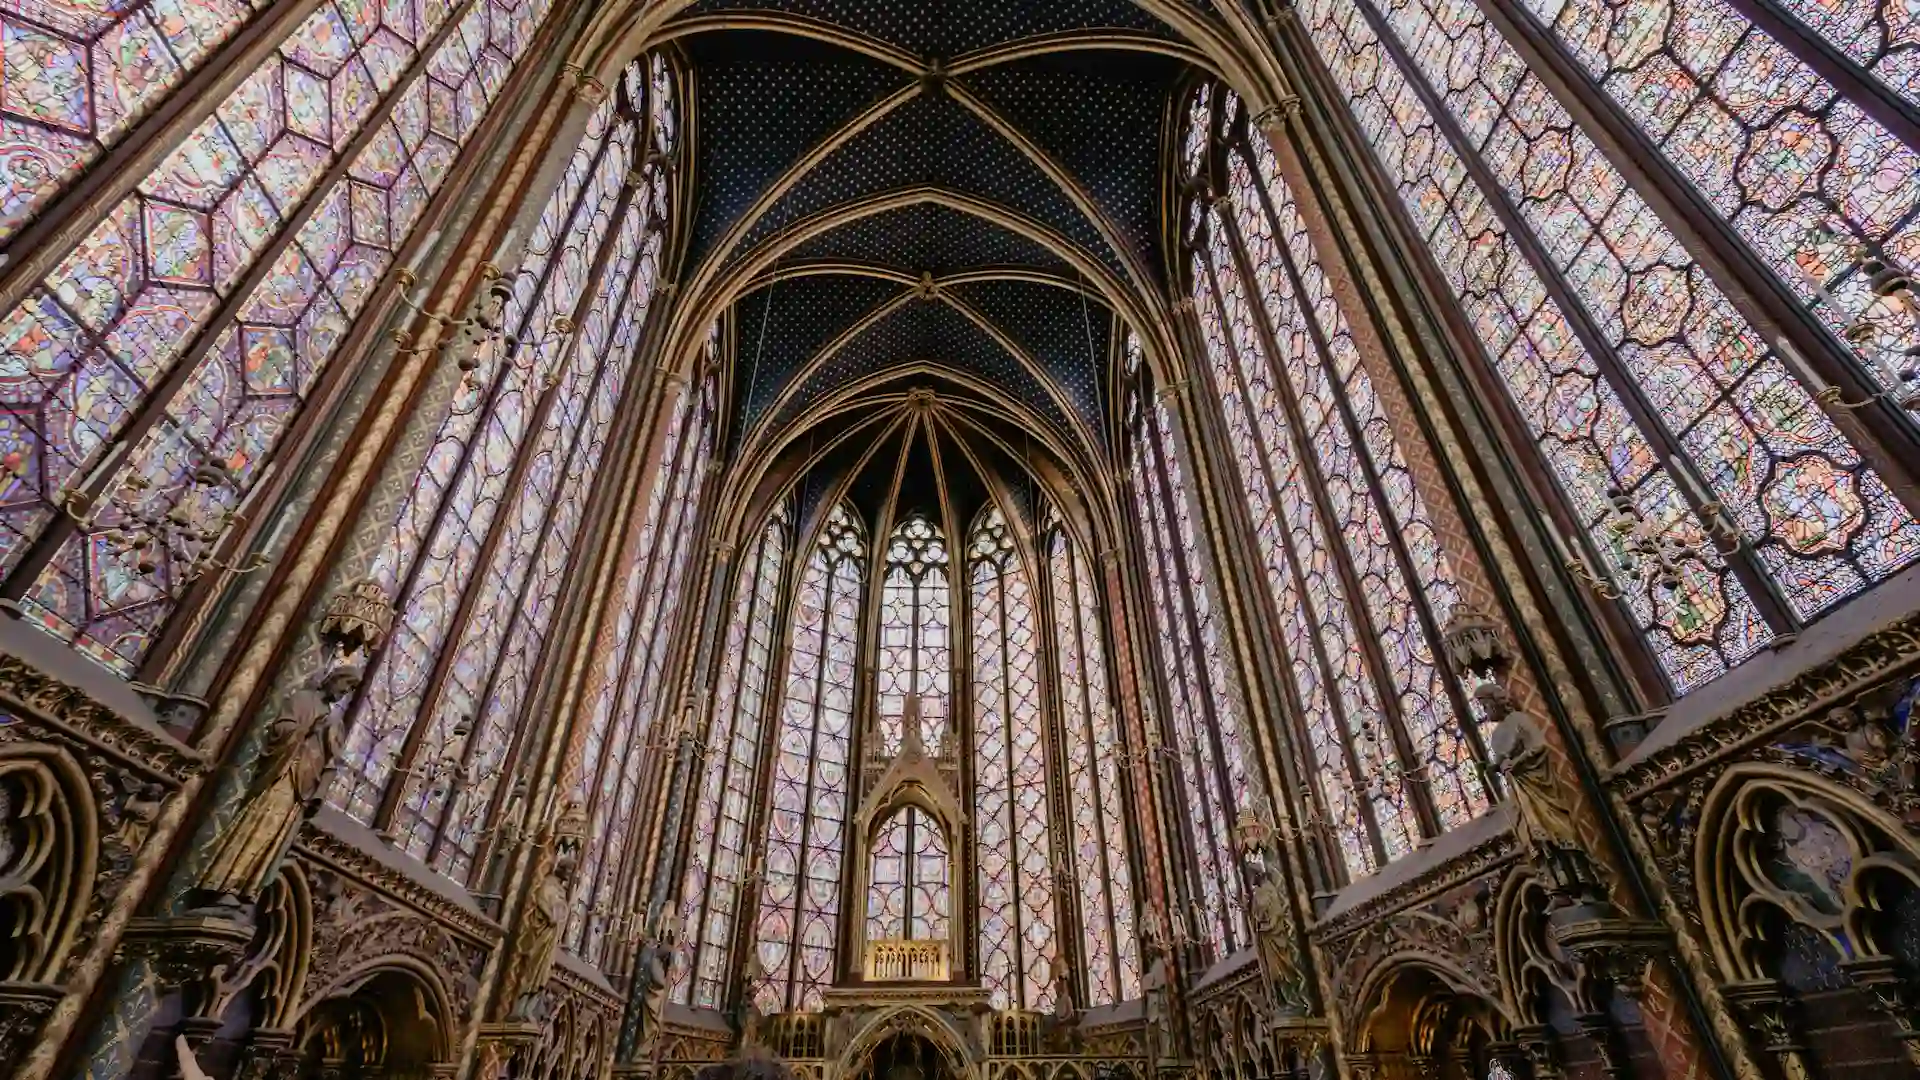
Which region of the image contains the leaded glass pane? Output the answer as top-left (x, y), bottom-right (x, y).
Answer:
top-left (755, 500), bottom-right (863, 1014)
top-left (971, 505), bottom-right (1058, 1011)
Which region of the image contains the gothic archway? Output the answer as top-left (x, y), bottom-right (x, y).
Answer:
top-left (1696, 765), bottom-right (1920, 1075)
top-left (293, 962), bottom-right (454, 1079)
top-left (832, 1005), bottom-right (979, 1080)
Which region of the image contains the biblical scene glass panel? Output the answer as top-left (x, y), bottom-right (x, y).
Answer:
top-left (877, 512), bottom-right (950, 755)
top-left (675, 503), bottom-right (791, 1008)
top-left (317, 58), bottom-right (683, 906)
top-left (1182, 84), bottom-right (1493, 880)
top-left (1123, 329), bottom-right (1256, 958)
top-left (755, 499), bottom-right (864, 1013)
top-left (1296, 0), bottom-right (1920, 696)
top-left (3, 0), bottom-right (558, 672)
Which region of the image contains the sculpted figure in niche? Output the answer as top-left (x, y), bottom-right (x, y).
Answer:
top-left (193, 655), bottom-right (364, 909)
top-left (498, 801), bottom-right (587, 1021)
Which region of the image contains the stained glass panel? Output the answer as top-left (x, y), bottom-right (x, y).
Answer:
top-left (1522, 0), bottom-right (1920, 399)
top-left (1049, 521), bottom-right (1140, 1005)
top-left (876, 513), bottom-right (949, 755)
top-left (675, 505), bottom-right (788, 1006)
top-left (1300, 0), bottom-right (1789, 691)
top-left (866, 805), bottom-right (949, 943)
top-left (0, 0), bottom-right (258, 241)
top-left (1126, 360), bottom-right (1253, 958)
top-left (970, 505), bottom-right (1057, 1011)
top-left (755, 500), bottom-right (863, 1014)
top-left (4, 0), bottom-right (558, 671)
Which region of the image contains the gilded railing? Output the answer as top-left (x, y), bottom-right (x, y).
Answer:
top-left (864, 938), bottom-right (949, 980)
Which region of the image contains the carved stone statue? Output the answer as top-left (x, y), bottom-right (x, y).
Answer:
top-left (1048, 950), bottom-right (1076, 1023)
top-left (1246, 868), bottom-right (1310, 1013)
top-left (734, 950), bottom-right (769, 1046)
top-left (496, 802), bottom-right (586, 1021)
top-left (1490, 713), bottom-right (1581, 852)
top-left (634, 916), bottom-right (680, 1050)
top-left (1490, 712), bottom-right (1598, 900)
top-left (194, 655), bottom-right (364, 908)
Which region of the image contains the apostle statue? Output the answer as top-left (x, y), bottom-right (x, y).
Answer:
top-left (1234, 801), bottom-right (1312, 1013)
top-left (194, 654), bottom-right (364, 908)
top-left (1489, 711), bottom-right (1594, 897)
top-left (634, 914), bottom-right (681, 1050)
top-left (497, 801), bottom-right (587, 1021)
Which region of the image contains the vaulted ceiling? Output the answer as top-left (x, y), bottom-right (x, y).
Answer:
top-left (661, 0), bottom-right (1208, 500)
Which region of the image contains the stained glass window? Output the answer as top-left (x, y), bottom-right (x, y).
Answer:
top-left (755, 500), bottom-right (864, 1013)
top-left (1182, 85), bottom-right (1493, 879)
top-left (876, 513), bottom-right (949, 755)
top-left (673, 503), bottom-right (790, 1007)
top-left (1047, 514), bottom-right (1141, 1005)
top-left (3, 0), bottom-right (558, 673)
top-left (1299, 0), bottom-right (1920, 693)
top-left (0, 0), bottom-right (258, 241)
top-left (567, 372), bottom-right (715, 965)
top-left (324, 60), bottom-right (682, 898)
top-left (866, 804), bottom-right (949, 942)
top-left (970, 504), bottom-right (1057, 1011)
top-left (1123, 329), bottom-right (1256, 959)
top-left (1517, 0), bottom-right (1920, 399)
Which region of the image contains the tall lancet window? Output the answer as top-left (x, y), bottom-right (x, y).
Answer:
top-left (970, 505), bottom-right (1057, 1011)
top-left (1182, 85), bottom-right (1492, 880)
top-left (1298, 0), bottom-right (1920, 694)
top-left (326, 56), bottom-right (679, 886)
top-left (867, 805), bottom-right (950, 942)
top-left (756, 500), bottom-right (864, 1012)
top-left (1, 0), bottom-right (560, 672)
top-left (1123, 331), bottom-right (1256, 960)
top-left (877, 514), bottom-right (951, 754)
top-left (1047, 512), bottom-right (1141, 1005)
top-left (674, 503), bottom-right (791, 1007)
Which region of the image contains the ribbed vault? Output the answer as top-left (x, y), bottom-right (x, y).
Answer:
top-left (654, 0), bottom-right (1211, 481)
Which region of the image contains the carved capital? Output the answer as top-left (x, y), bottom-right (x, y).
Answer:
top-left (1550, 914), bottom-right (1666, 1005)
top-left (233, 1029), bottom-right (304, 1080)
top-left (319, 579), bottom-right (395, 654)
top-left (1723, 979), bottom-right (1814, 1074)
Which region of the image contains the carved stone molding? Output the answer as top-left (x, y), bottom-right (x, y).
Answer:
top-left (115, 912), bottom-right (256, 1013)
top-left (1312, 830), bottom-right (1518, 945)
top-left (294, 819), bottom-right (498, 943)
top-left (1613, 611), bottom-right (1920, 798)
top-left (0, 981), bottom-right (63, 1070)
top-left (0, 654), bottom-right (202, 782)
top-left (300, 863), bottom-right (488, 1022)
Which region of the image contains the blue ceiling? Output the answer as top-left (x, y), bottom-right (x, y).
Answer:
top-left (670, 0), bottom-right (1201, 460)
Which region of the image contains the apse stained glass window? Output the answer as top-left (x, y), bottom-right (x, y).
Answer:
top-left (1298, 0), bottom-right (1920, 694)
top-left (1047, 515), bottom-right (1141, 1005)
top-left (324, 60), bottom-right (678, 893)
top-left (755, 500), bottom-right (864, 1013)
top-left (1123, 331), bottom-right (1254, 959)
top-left (2, 0), bottom-right (558, 673)
top-left (1182, 85), bottom-right (1492, 878)
top-left (674, 503), bottom-right (790, 1007)
top-left (866, 805), bottom-right (950, 942)
top-left (876, 513), bottom-right (950, 755)
top-left (970, 505), bottom-right (1058, 1011)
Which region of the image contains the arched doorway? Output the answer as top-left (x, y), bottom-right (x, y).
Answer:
top-left (295, 966), bottom-right (452, 1078)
